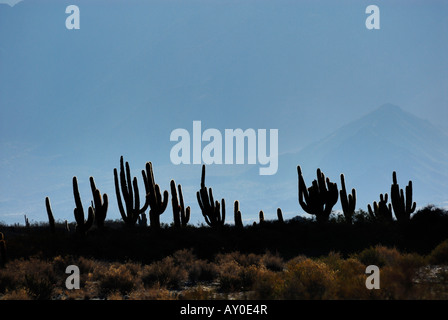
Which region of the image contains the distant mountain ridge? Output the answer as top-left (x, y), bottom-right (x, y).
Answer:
top-left (281, 104), bottom-right (448, 212)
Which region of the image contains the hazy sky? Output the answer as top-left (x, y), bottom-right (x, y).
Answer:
top-left (1, 0), bottom-right (447, 225)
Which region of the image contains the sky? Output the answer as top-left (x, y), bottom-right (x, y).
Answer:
top-left (0, 0), bottom-right (447, 226)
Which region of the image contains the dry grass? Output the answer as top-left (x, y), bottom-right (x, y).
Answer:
top-left (0, 243), bottom-right (447, 300)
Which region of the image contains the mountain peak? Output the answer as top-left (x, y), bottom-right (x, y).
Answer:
top-left (377, 103), bottom-right (402, 113)
top-left (291, 103), bottom-right (448, 210)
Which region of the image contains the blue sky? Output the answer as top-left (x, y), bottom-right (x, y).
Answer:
top-left (0, 0), bottom-right (447, 225)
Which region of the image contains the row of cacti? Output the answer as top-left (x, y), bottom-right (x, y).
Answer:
top-left (44, 158), bottom-right (286, 234)
top-left (297, 165), bottom-right (416, 224)
top-left (367, 171), bottom-right (416, 223)
top-left (43, 157), bottom-right (415, 233)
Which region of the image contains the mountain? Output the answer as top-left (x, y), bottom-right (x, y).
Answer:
top-left (279, 104), bottom-right (448, 213)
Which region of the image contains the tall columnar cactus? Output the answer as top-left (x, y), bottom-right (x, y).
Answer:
top-left (170, 179), bottom-right (190, 228)
top-left (297, 166), bottom-right (339, 223)
top-left (73, 176), bottom-right (95, 234)
top-left (45, 197), bottom-right (56, 234)
top-left (367, 193), bottom-right (393, 222)
top-left (259, 210), bottom-right (265, 224)
top-left (114, 156), bottom-right (150, 227)
top-left (142, 162), bottom-right (169, 229)
top-left (391, 171), bottom-right (416, 223)
top-left (340, 174), bottom-right (356, 224)
top-left (197, 165), bottom-right (226, 228)
top-left (234, 200), bottom-right (243, 228)
top-left (24, 215), bottom-right (30, 228)
top-left (0, 232), bottom-right (6, 267)
top-left (277, 208), bottom-right (284, 223)
top-left (90, 176), bottom-right (108, 229)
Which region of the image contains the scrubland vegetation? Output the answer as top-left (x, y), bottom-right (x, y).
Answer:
top-left (1, 206), bottom-right (448, 300)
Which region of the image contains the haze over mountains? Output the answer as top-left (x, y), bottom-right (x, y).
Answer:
top-left (1, 1), bottom-right (447, 225)
top-left (279, 103), bottom-right (448, 214)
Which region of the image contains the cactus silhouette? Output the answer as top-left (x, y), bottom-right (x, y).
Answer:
top-left (391, 171), bottom-right (416, 223)
top-left (114, 156), bottom-right (150, 227)
top-left (234, 200), bottom-right (243, 228)
top-left (297, 166), bottom-right (339, 223)
top-left (138, 213), bottom-right (148, 227)
top-left (368, 193), bottom-right (393, 222)
top-left (170, 179), bottom-right (190, 228)
top-left (89, 176), bottom-right (108, 229)
top-left (277, 208), bottom-right (284, 223)
top-left (73, 176), bottom-right (95, 234)
top-left (197, 165), bottom-right (226, 228)
top-left (45, 197), bottom-right (56, 233)
top-left (340, 174), bottom-right (356, 224)
top-left (24, 214), bottom-right (30, 228)
top-left (142, 162), bottom-right (169, 229)
top-left (259, 210), bottom-right (265, 224)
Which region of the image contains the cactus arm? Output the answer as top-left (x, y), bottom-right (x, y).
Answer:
top-left (45, 197), bottom-right (56, 233)
top-left (114, 167), bottom-right (128, 223)
top-left (234, 200), bottom-right (243, 228)
top-left (178, 184), bottom-right (190, 227)
top-left (197, 165), bottom-right (226, 227)
top-left (114, 156), bottom-right (150, 227)
top-left (171, 180), bottom-right (181, 228)
top-left (391, 171), bottom-right (416, 222)
top-left (142, 162), bottom-right (168, 228)
top-left (339, 174), bottom-right (356, 223)
top-left (90, 177), bottom-right (108, 228)
top-left (221, 198), bottom-right (226, 225)
top-left (277, 208), bottom-right (284, 223)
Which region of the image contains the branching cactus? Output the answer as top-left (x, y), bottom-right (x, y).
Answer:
top-left (277, 208), bottom-right (284, 223)
top-left (142, 162), bottom-right (169, 229)
top-left (114, 156), bottom-right (150, 227)
top-left (196, 165), bottom-right (226, 228)
top-left (368, 193), bottom-right (393, 222)
top-left (234, 200), bottom-right (243, 228)
top-left (89, 176), bottom-right (108, 229)
top-left (170, 179), bottom-right (190, 228)
top-left (297, 166), bottom-right (339, 223)
top-left (73, 176), bottom-right (95, 234)
top-left (340, 174), bottom-right (356, 224)
top-left (45, 197), bottom-right (56, 233)
top-left (391, 171), bottom-right (416, 223)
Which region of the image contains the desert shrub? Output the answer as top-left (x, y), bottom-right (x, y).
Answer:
top-left (318, 251), bottom-right (344, 270)
top-left (261, 252), bottom-right (284, 271)
top-left (250, 270), bottom-right (284, 299)
top-left (24, 274), bottom-right (54, 300)
top-left (10, 257), bottom-right (57, 300)
top-left (282, 258), bottom-right (336, 299)
top-left (98, 264), bottom-right (137, 296)
top-left (188, 259), bottom-right (219, 283)
top-left (354, 246), bottom-right (387, 267)
top-left (0, 288), bottom-right (33, 300)
top-left (219, 263), bottom-right (267, 293)
top-left (215, 251), bottom-right (262, 268)
top-left (0, 264), bottom-right (21, 294)
top-left (428, 239), bottom-right (448, 265)
top-left (172, 248), bottom-right (196, 266)
top-left (217, 259), bottom-right (242, 292)
top-left (334, 258), bottom-right (373, 299)
top-left (141, 256), bottom-right (188, 289)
